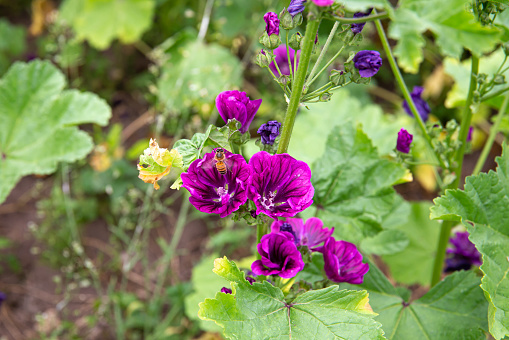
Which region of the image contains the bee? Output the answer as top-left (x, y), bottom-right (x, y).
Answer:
top-left (214, 148), bottom-right (228, 175)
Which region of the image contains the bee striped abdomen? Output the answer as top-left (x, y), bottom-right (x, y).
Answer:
top-left (216, 161), bottom-right (227, 175)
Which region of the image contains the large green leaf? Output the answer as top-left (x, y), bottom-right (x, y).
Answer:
top-left (431, 144), bottom-right (509, 339)
top-left (311, 123), bottom-right (409, 244)
top-left (60, 0), bottom-right (155, 50)
top-left (388, 0), bottom-right (501, 73)
top-left (199, 257), bottom-right (385, 340)
top-left (0, 60), bottom-right (111, 204)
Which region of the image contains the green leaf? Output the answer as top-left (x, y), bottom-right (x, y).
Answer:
top-left (60, 0), bottom-right (155, 50)
top-left (431, 144), bottom-right (509, 339)
top-left (360, 230), bottom-right (409, 255)
top-left (157, 40), bottom-right (243, 112)
top-left (0, 60), bottom-right (111, 204)
top-left (382, 202), bottom-right (440, 286)
top-left (312, 123), bottom-right (409, 243)
top-left (388, 0), bottom-right (501, 73)
top-left (339, 0), bottom-right (393, 14)
top-left (173, 133), bottom-right (206, 171)
top-left (0, 19), bottom-right (26, 75)
top-left (199, 257), bottom-right (385, 340)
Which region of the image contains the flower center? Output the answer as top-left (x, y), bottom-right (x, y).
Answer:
top-left (213, 184), bottom-right (231, 202)
top-left (260, 190), bottom-right (277, 210)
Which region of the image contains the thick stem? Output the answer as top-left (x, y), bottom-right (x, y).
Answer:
top-left (277, 19), bottom-right (321, 154)
top-left (430, 220), bottom-right (455, 286)
top-left (473, 92), bottom-right (509, 175)
top-left (306, 21), bottom-right (340, 86)
top-left (256, 220), bottom-right (269, 260)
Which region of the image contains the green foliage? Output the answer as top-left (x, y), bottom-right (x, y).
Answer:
top-left (431, 144), bottom-right (509, 339)
top-left (199, 257), bottom-right (385, 340)
top-left (0, 60), bottom-right (111, 204)
top-left (382, 202), bottom-right (441, 286)
top-left (60, 0), bottom-right (156, 50)
top-left (213, 0), bottom-right (272, 38)
top-left (360, 230), bottom-right (409, 255)
top-left (311, 123), bottom-right (409, 244)
top-left (389, 0), bottom-right (501, 73)
top-left (339, 0), bottom-right (393, 13)
top-left (0, 19), bottom-right (26, 75)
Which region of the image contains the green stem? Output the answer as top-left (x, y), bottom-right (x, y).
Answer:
top-left (430, 220), bottom-right (455, 286)
top-left (329, 12), bottom-right (389, 24)
top-left (473, 92), bottom-right (509, 175)
top-left (374, 17), bottom-right (447, 170)
top-left (306, 45), bottom-right (345, 88)
top-left (256, 220), bottom-right (268, 260)
top-left (277, 19), bottom-right (321, 154)
top-left (306, 21), bottom-right (340, 87)
top-left (301, 81), bottom-right (333, 101)
top-left (481, 84), bottom-right (509, 101)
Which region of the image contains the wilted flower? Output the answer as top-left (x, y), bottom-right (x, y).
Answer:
top-left (402, 86), bottom-right (430, 121)
top-left (264, 12), bottom-right (280, 36)
top-left (258, 120), bottom-right (281, 145)
top-left (467, 126), bottom-right (474, 142)
top-left (270, 45), bottom-right (300, 76)
top-left (181, 149), bottom-right (250, 218)
top-left (445, 231), bottom-right (481, 272)
top-left (271, 217), bottom-right (334, 249)
top-left (251, 233), bottom-right (305, 278)
top-left (311, 0), bottom-right (334, 6)
top-left (216, 90), bottom-right (262, 134)
top-left (319, 237), bottom-right (369, 284)
top-left (248, 151), bottom-right (314, 218)
top-left (353, 50), bottom-right (382, 78)
top-left (351, 9), bottom-right (372, 34)
top-left (288, 0), bottom-right (306, 16)
top-left (396, 128), bottom-right (413, 153)
top-left (221, 287), bottom-right (232, 294)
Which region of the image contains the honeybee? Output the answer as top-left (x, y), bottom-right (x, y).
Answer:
top-left (214, 148), bottom-right (228, 175)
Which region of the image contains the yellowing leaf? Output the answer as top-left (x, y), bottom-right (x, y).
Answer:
top-left (137, 139), bottom-right (182, 190)
top-left (415, 164), bottom-right (437, 192)
top-left (29, 0), bottom-right (55, 36)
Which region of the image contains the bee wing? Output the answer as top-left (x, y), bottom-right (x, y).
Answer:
top-left (200, 157), bottom-right (217, 170)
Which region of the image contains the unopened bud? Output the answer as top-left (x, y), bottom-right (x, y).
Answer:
top-left (280, 8), bottom-right (300, 30)
top-left (494, 74), bottom-right (506, 85)
top-left (330, 69), bottom-right (345, 85)
top-left (289, 32), bottom-right (303, 50)
top-left (279, 75), bottom-right (290, 86)
top-left (255, 49), bottom-right (272, 68)
top-left (477, 73), bottom-right (487, 85)
top-left (259, 31), bottom-right (281, 50)
top-left (319, 92), bottom-right (332, 102)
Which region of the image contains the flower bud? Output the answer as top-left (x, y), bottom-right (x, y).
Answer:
top-left (477, 73), bottom-right (487, 85)
top-left (264, 12), bottom-right (280, 36)
top-left (329, 69), bottom-right (345, 85)
top-left (494, 74), bottom-right (506, 85)
top-left (289, 32), bottom-right (303, 50)
top-left (280, 8), bottom-right (300, 30)
top-left (255, 49), bottom-right (272, 68)
top-left (396, 128), bottom-right (413, 153)
top-left (259, 31), bottom-right (281, 50)
top-left (319, 92), bottom-right (332, 102)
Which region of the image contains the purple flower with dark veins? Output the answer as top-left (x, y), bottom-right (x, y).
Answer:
top-left (216, 90), bottom-right (262, 134)
top-left (270, 45), bottom-right (300, 76)
top-left (288, 0), bottom-right (306, 16)
top-left (247, 151), bottom-right (314, 218)
top-left (402, 86), bottom-right (430, 121)
top-left (181, 149), bottom-right (250, 218)
top-left (396, 128), bottom-right (413, 154)
top-left (318, 237), bottom-right (369, 284)
top-left (258, 120), bottom-right (281, 145)
top-left (445, 231), bottom-right (482, 272)
top-left (351, 9), bottom-right (372, 34)
top-left (251, 233), bottom-right (305, 278)
top-left (353, 50), bottom-right (382, 78)
top-left (264, 12), bottom-right (280, 36)
top-left (271, 217), bottom-right (334, 249)
top-left (221, 287), bottom-right (232, 294)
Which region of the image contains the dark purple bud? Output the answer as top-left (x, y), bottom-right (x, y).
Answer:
top-left (271, 217), bottom-right (333, 249)
top-left (351, 9), bottom-right (372, 34)
top-left (402, 86), bottom-right (430, 121)
top-left (445, 231), bottom-right (481, 272)
top-left (247, 151), bottom-right (314, 218)
top-left (0, 292), bottom-right (5, 307)
top-left (396, 128), bottom-right (413, 154)
top-left (216, 90), bottom-right (262, 134)
top-left (270, 45), bottom-right (300, 76)
top-left (318, 237), bottom-right (369, 284)
top-left (181, 149), bottom-right (251, 218)
top-left (257, 120), bottom-right (281, 145)
top-left (353, 50), bottom-right (382, 78)
top-left (467, 126), bottom-right (474, 142)
top-left (246, 276), bottom-right (256, 284)
top-left (288, 0), bottom-right (306, 16)
top-left (251, 233), bottom-right (305, 278)
top-left (221, 287), bottom-right (232, 294)
top-left (315, 32), bottom-right (319, 44)
top-left (261, 49), bottom-right (266, 55)
top-left (264, 12), bottom-right (280, 36)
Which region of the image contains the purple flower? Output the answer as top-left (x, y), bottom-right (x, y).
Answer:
top-left (264, 12), bottom-right (280, 36)
top-left (319, 237), bottom-right (369, 284)
top-left (221, 287), bottom-right (232, 294)
top-left (216, 91), bottom-right (262, 134)
top-left (467, 126), bottom-right (474, 142)
top-left (247, 151), bottom-right (314, 218)
top-left (445, 231), bottom-right (481, 272)
top-left (246, 276), bottom-right (256, 284)
top-left (181, 149), bottom-right (250, 218)
top-left (251, 233), bottom-right (305, 278)
top-left (269, 45), bottom-right (300, 76)
top-left (271, 217), bottom-right (334, 249)
top-left (353, 50), bottom-right (382, 78)
top-left (258, 120), bottom-right (281, 145)
top-left (396, 128), bottom-right (413, 153)
top-left (402, 86), bottom-right (430, 121)
top-left (311, 0), bottom-right (334, 6)
top-left (351, 9), bottom-right (372, 34)
top-left (288, 0), bottom-right (306, 16)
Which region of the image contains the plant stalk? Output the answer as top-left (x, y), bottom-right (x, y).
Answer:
top-left (329, 12), bottom-right (389, 24)
top-left (306, 21), bottom-right (340, 87)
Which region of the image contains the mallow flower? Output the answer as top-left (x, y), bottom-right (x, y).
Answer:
top-left (270, 45), bottom-right (300, 76)
top-left (396, 128), bottom-right (413, 153)
top-left (312, 0), bottom-right (334, 6)
top-left (181, 149), bottom-right (250, 218)
top-left (351, 9), bottom-right (372, 34)
top-left (251, 233), bottom-right (305, 278)
top-left (271, 217), bottom-right (333, 249)
top-left (216, 91), bottom-right (262, 134)
top-left (319, 237), bottom-right (369, 284)
top-left (288, 0), bottom-right (306, 16)
top-left (353, 50), bottom-right (382, 78)
top-left (247, 151), bottom-right (314, 218)
top-left (402, 86), bottom-right (430, 121)
top-left (445, 231), bottom-right (482, 272)
top-left (258, 120), bottom-right (281, 145)
top-left (264, 12), bottom-right (280, 36)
